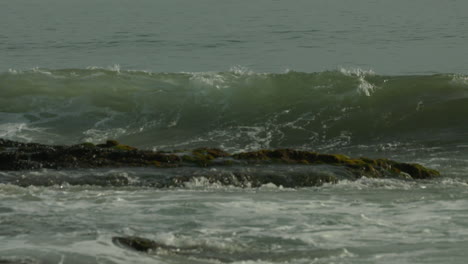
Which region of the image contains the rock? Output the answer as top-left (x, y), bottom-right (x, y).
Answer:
top-left (0, 139), bottom-right (441, 181)
top-left (392, 162), bottom-right (440, 179)
top-left (97, 140), bottom-right (119, 148)
top-left (184, 148), bottom-right (231, 166)
top-left (0, 259), bottom-right (36, 264)
top-left (112, 236), bottom-right (174, 252)
top-left (232, 149), bottom-right (439, 179)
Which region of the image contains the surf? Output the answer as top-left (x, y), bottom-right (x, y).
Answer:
top-left (1, 68), bottom-right (467, 152)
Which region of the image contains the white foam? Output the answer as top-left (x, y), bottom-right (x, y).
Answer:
top-left (31, 67), bottom-right (68, 79)
top-left (188, 71), bottom-right (227, 89)
top-left (324, 177), bottom-right (416, 190)
top-left (206, 125), bottom-right (276, 153)
top-left (32, 67), bottom-right (52, 75)
top-left (450, 74), bottom-right (468, 86)
top-left (259, 182), bottom-right (283, 189)
top-left (82, 128), bottom-right (128, 144)
top-left (183, 177), bottom-right (224, 189)
top-left (0, 122), bottom-right (48, 142)
top-left (339, 67), bottom-right (376, 96)
top-left (339, 67), bottom-right (376, 76)
top-left (229, 65), bottom-right (255, 75)
top-left (86, 64), bottom-right (122, 73)
top-left (7, 68), bottom-right (20, 74)
top-left (109, 64), bottom-right (121, 73)
top-left (357, 76), bottom-right (375, 96)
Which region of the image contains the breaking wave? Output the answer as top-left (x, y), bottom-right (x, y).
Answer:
top-left (1, 67), bottom-right (467, 152)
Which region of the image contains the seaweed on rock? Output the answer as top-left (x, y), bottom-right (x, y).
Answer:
top-left (0, 139), bottom-right (440, 184)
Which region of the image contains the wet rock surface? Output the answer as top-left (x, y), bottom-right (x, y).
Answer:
top-left (112, 235), bottom-right (354, 262)
top-left (0, 139), bottom-right (440, 185)
top-left (112, 236), bottom-right (182, 253)
top-left (0, 139), bottom-right (180, 170)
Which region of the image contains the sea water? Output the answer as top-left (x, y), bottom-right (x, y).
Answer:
top-left (1, 0), bottom-right (468, 263)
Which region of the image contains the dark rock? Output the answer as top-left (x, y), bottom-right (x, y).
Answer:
top-left (112, 236), bottom-right (180, 252)
top-left (97, 140), bottom-right (119, 148)
top-left (0, 259), bottom-right (36, 264)
top-left (392, 162), bottom-right (440, 179)
top-left (0, 139), bottom-right (440, 181)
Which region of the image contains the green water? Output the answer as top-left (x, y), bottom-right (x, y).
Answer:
top-left (1, 0), bottom-right (468, 263)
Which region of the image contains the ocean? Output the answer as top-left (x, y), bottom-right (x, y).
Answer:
top-left (1, 0), bottom-right (468, 263)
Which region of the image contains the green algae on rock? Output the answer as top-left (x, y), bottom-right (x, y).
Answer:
top-left (0, 139), bottom-right (440, 184)
top-left (97, 139), bottom-right (136, 151)
top-left (232, 149), bottom-right (440, 180)
top-left (183, 148), bottom-right (231, 166)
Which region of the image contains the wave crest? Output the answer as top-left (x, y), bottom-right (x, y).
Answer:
top-left (1, 68), bottom-right (467, 151)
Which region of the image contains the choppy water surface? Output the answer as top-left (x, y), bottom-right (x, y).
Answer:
top-left (1, 68), bottom-right (467, 152)
top-left (2, 0), bottom-right (468, 263)
top-left (1, 179), bottom-right (468, 264)
top-left (1, 0), bottom-right (468, 74)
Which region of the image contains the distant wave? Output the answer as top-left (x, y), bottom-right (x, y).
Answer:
top-left (1, 67), bottom-right (467, 152)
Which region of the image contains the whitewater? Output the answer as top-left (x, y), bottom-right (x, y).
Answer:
top-left (1, 67), bottom-right (467, 264)
top-left (2, 0), bottom-right (468, 263)
top-left (1, 68), bottom-right (467, 152)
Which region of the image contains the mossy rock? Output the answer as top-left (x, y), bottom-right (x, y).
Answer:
top-left (392, 162), bottom-right (440, 179)
top-left (0, 138), bottom-right (441, 181)
top-left (222, 160), bottom-right (235, 166)
top-left (97, 140), bottom-right (120, 148)
top-left (77, 142), bottom-right (95, 148)
top-left (182, 155), bottom-right (197, 163)
top-left (345, 158), bottom-right (368, 167)
top-left (187, 148), bottom-right (229, 166)
top-left (315, 153), bottom-right (350, 164)
top-left (156, 153), bottom-right (181, 164)
top-left (113, 144), bottom-right (137, 151)
top-left (233, 150), bottom-right (270, 160)
top-left (150, 161), bottom-right (162, 167)
top-left (95, 140), bottom-right (137, 151)
top-left (192, 148), bottom-right (230, 158)
top-left (234, 150), bottom-right (353, 165)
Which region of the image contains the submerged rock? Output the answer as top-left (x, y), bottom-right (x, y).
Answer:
top-left (0, 139), bottom-right (440, 186)
top-left (112, 235), bottom-right (352, 262)
top-left (112, 236), bottom-right (181, 253)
